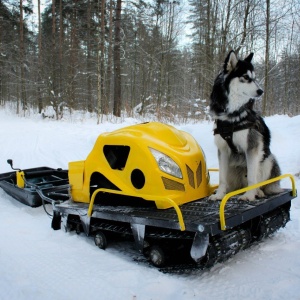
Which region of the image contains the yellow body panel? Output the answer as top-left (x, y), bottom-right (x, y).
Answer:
top-left (68, 161), bottom-right (85, 201)
top-left (69, 122), bottom-right (214, 209)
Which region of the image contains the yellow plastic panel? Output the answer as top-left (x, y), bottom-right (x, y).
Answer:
top-left (68, 161), bottom-right (87, 202)
top-left (69, 122), bottom-right (214, 208)
top-left (16, 171), bottom-right (25, 188)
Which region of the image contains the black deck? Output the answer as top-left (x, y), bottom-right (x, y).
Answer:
top-left (55, 189), bottom-right (295, 236)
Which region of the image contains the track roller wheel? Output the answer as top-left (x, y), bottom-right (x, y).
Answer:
top-left (94, 231), bottom-right (107, 250)
top-left (64, 222), bottom-right (73, 232)
top-left (149, 245), bottom-right (165, 267)
top-left (75, 224), bottom-right (81, 234)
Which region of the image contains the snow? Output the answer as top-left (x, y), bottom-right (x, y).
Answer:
top-left (0, 110), bottom-right (299, 300)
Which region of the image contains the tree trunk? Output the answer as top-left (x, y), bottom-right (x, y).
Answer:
top-left (37, 0), bottom-right (43, 113)
top-left (51, 0), bottom-right (58, 119)
top-left (262, 0), bottom-right (270, 115)
top-left (107, 0), bottom-right (114, 112)
top-left (235, 0), bottom-right (250, 55)
top-left (69, 0), bottom-right (78, 111)
top-left (113, 0), bottom-right (122, 117)
top-left (19, 0), bottom-right (27, 113)
top-left (204, 0), bottom-right (211, 101)
top-left (87, 0), bottom-right (93, 113)
top-left (0, 16), bottom-right (2, 105)
top-left (221, 0), bottom-right (232, 58)
top-left (97, 0), bottom-right (102, 123)
top-left (101, 0), bottom-right (107, 114)
top-left (59, 0), bottom-right (63, 99)
top-left (97, 41), bottom-right (101, 123)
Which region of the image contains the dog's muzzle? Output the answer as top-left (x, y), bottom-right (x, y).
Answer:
top-left (255, 80), bottom-right (263, 97)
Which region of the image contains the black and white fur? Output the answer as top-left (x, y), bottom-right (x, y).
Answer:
top-left (209, 51), bottom-right (282, 201)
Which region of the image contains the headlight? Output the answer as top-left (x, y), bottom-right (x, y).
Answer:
top-left (149, 148), bottom-right (182, 179)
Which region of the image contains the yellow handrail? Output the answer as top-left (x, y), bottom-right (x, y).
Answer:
top-left (219, 173), bottom-right (297, 231)
top-left (88, 188), bottom-right (186, 231)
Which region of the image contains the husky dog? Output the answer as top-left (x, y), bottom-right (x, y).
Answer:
top-left (209, 51), bottom-right (282, 201)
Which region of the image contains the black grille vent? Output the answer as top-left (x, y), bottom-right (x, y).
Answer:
top-left (162, 177), bottom-right (185, 191)
top-left (196, 161), bottom-right (202, 187)
top-left (186, 165), bottom-right (195, 188)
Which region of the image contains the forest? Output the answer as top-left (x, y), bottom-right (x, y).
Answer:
top-left (0, 0), bottom-right (299, 121)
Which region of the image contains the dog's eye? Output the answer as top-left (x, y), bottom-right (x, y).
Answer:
top-left (243, 75), bottom-right (250, 80)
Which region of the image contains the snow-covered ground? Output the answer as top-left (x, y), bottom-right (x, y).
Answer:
top-left (0, 110), bottom-right (299, 300)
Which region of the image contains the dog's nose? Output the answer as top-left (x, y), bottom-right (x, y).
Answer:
top-left (257, 89), bottom-right (263, 96)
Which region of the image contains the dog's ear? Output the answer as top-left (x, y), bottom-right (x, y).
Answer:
top-left (224, 50), bottom-right (238, 73)
top-left (244, 53), bottom-right (254, 63)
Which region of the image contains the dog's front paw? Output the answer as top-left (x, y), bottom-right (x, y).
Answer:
top-left (209, 191), bottom-right (226, 201)
top-left (238, 190), bottom-right (257, 201)
top-left (256, 188), bottom-right (265, 198)
top-left (239, 188), bottom-right (265, 201)
top-left (209, 194), bottom-right (220, 201)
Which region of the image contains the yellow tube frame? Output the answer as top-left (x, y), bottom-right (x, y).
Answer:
top-left (88, 188), bottom-right (186, 231)
top-left (208, 168), bottom-right (219, 172)
top-left (86, 173), bottom-right (296, 233)
top-left (219, 174), bottom-right (297, 231)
